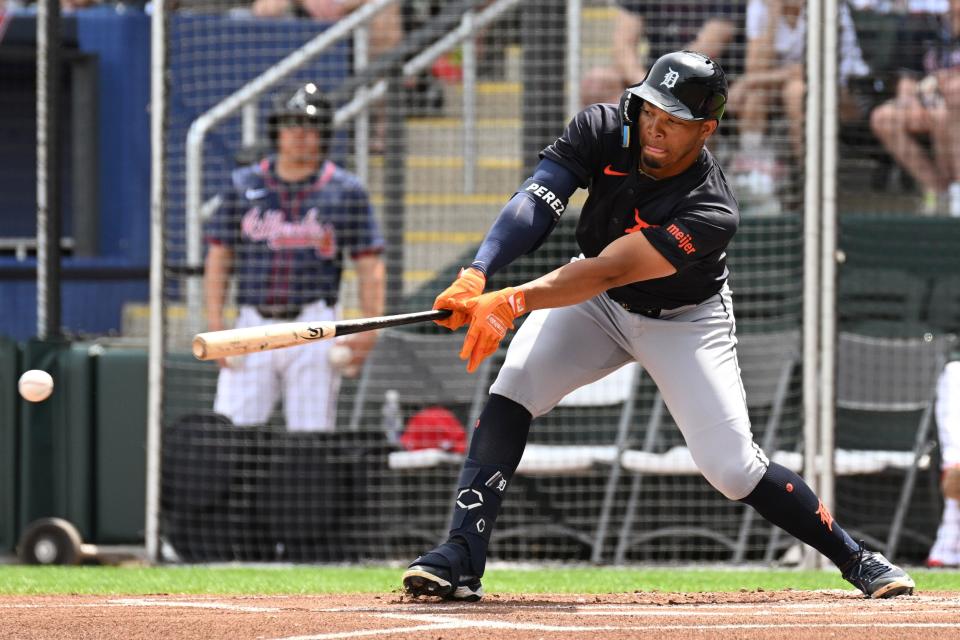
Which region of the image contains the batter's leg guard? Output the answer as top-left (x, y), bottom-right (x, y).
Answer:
top-left (402, 458), bottom-right (511, 601)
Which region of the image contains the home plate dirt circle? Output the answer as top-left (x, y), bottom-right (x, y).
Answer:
top-left (2, 591), bottom-right (960, 639)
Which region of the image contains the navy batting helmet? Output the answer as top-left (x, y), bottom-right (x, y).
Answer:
top-left (267, 82), bottom-right (333, 149)
top-left (618, 51), bottom-right (727, 147)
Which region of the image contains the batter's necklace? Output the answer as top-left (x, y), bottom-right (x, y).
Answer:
top-left (637, 164), bottom-right (660, 181)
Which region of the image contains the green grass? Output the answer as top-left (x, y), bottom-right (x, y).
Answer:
top-left (2, 565), bottom-right (960, 596)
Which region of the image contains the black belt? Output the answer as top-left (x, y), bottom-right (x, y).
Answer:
top-left (615, 300), bottom-right (661, 318)
top-left (256, 298), bottom-right (337, 320)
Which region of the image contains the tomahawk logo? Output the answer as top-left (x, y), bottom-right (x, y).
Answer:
top-left (660, 67), bottom-right (680, 89)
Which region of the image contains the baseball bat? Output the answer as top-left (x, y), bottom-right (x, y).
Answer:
top-left (192, 309), bottom-right (452, 361)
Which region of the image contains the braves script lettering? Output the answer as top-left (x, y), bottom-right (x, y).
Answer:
top-left (241, 207), bottom-right (337, 258)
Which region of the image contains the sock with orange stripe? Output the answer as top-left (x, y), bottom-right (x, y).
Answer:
top-left (739, 462), bottom-right (859, 567)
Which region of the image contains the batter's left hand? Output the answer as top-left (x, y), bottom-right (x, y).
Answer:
top-left (460, 288), bottom-right (527, 373)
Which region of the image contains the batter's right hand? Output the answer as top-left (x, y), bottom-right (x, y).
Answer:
top-left (432, 267), bottom-right (485, 330)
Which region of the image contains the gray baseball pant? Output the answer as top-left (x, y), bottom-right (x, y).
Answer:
top-left (489, 284), bottom-right (769, 500)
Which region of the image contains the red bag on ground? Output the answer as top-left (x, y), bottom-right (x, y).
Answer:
top-left (399, 406), bottom-right (467, 453)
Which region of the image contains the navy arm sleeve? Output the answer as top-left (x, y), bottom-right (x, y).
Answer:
top-left (470, 158), bottom-right (580, 277)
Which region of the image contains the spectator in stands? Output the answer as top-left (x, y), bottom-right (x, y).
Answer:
top-left (251, 0), bottom-right (401, 61)
top-left (726, 0), bottom-right (870, 201)
top-left (580, 0), bottom-right (747, 107)
top-left (203, 83), bottom-right (385, 431)
top-left (869, 0), bottom-right (960, 215)
top-left (61, 0), bottom-right (101, 9)
top-left (929, 360), bottom-right (960, 566)
top-left (0, 0), bottom-right (22, 16)
top-left (251, 0), bottom-right (403, 151)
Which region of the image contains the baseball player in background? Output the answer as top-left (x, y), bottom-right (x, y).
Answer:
top-left (204, 83), bottom-right (385, 431)
top-left (402, 51), bottom-right (915, 601)
top-left (929, 361), bottom-right (960, 567)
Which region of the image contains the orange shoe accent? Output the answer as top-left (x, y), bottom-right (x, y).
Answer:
top-left (816, 499), bottom-right (835, 532)
top-left (604, 164), bottom-right (629, 176)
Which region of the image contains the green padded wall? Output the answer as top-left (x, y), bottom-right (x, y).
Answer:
top-left (52, 344), bottom-right (96, 539)
top-left (94, 345), bottom-right (148, 543)
top-left (17, 338), bottom-right (91, 537)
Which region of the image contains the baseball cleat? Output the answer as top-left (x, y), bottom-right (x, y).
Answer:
top-left (402, 539), bottom-right (484, 602)
top-left (402, 564), bottom-right (483, 602)
top-left (841, 544), bottom-right (915, 598)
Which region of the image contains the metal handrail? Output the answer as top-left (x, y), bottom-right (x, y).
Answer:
top-left (183, 0), bottom-right (580, 313)
top-left (183, 0), bottom-right (399, 323)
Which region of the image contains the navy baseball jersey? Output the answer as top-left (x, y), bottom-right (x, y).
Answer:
top-left (205, 157), bottom-right (384, 307)
top-left (541, 103), bottom-right (739, 310)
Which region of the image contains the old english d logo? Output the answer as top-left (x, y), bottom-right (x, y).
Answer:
top-left (660, 67), bottom-right (680, 89)
top-left (625, 208), bottom-right (658, 234)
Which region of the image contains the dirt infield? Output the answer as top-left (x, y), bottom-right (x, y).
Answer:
top-left (3, 590), bottom-right (960, 639)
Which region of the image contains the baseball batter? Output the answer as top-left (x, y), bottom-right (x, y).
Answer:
top-left (204, 83), bottom-right (385, 431)
top-left (402, 51), bottom-right (914, 600)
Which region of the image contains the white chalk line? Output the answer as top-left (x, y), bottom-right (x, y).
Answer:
top-left (565, 608), bottom-right (957, 617)
top-left (4, 595), bottom-right (960, 640)
top-left (0, 599), bottom-right (280, 613)
top-left (265, 612), bottom-right (960, 640)
top-left (3, 595), bottom-right (960, 617)
top-left (263, 603), bottom-right (960, 640)
top-left (312, 597), bottom-right (960, 614)
top-left (263, 622), bottom-right (480, 640)
top-left (108, 598), bottom-right (282, 612)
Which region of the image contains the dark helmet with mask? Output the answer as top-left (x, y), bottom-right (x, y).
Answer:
top-left (267, 82), bottom-right (333, 150)
top-left (618, 51), bottom-right (727, 147)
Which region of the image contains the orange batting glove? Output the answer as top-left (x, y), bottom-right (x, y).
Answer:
top-left (432, 267), bottom-right (486, 330)
top-left (460, 287), bottom-right (527, 373)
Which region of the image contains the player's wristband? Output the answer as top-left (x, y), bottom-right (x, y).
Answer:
top-left (506, 289), bottom-right (527, 317)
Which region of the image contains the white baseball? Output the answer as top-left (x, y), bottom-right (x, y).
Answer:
top-left (18, 369), bottom-right (54, 403)
top-left (327, 343), bottom-right (354, 368)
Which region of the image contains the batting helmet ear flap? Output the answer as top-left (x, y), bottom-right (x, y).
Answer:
top-left (618, 83), bottom-right (644, 148)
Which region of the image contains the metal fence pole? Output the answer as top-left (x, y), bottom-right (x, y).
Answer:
top-left (36, 0), bottom-right (62, 338)
top-left (521, 0), bottom-right (566, 175)
top-left (383, 79), bottom-right (407, 314)
top-left (146, 0), bottom-right (169, 563)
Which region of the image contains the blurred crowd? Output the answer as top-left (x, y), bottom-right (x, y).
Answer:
top-left (580, 0), bottom-right (960, 217)
top-left (82, 0), bottom-right (960, 217)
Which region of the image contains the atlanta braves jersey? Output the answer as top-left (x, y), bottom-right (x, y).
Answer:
top-left (205, 156), bottom-right (384, 308)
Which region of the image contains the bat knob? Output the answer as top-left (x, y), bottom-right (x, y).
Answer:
top-left (192, 336), bottom-right (208, 360)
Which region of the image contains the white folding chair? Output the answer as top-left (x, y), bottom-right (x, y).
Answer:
top-left (496, 362), bottom-right (641, 561)
top-left (833, 331), bottom-right (956, 558)
top-left (614, 330), bottom-right (801, 564)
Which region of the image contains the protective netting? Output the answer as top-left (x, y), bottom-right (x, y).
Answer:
top-left (151, 0), bottom-right (957, 565)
